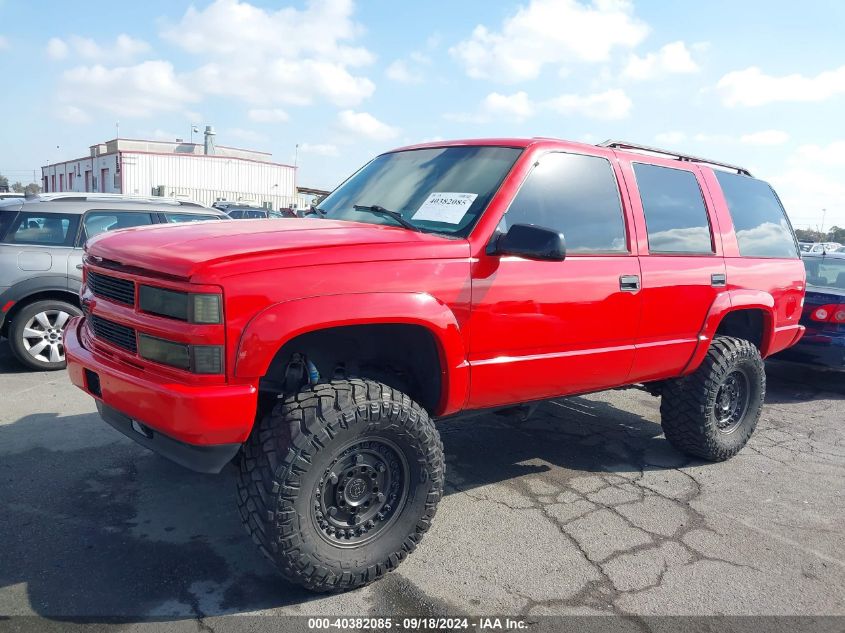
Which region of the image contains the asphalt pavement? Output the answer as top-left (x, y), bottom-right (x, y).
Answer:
top-left (0, 339), bottom-right (843, 630)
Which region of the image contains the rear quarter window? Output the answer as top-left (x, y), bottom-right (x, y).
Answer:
top-left (2, 212), bottom-right (79, 247)
top-left (715, 171), bottom-right (798, 258)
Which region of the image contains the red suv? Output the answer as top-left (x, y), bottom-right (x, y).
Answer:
top-left (65, 138), bottom-right (805, 592)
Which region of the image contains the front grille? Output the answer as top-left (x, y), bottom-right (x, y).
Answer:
top-left (90, 315), bottom-right (137, 353)
top-left (88, 271), bottom-right (135, 306)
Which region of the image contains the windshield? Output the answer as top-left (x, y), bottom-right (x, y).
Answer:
top-left (803, 257), bottom-right (845, 289)
top-left (317, 146), bottom-right (522, 236)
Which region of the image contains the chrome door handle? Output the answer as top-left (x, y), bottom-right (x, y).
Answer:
top-left (711, 273), bottom-right (726, 287)
top-left (620, 274), bottom-right (640, 292)
top-left (76, 263), bottom-right (84, 270)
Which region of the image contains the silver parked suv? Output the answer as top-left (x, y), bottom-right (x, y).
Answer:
top-left (0, 193), bottom-right (228, 370)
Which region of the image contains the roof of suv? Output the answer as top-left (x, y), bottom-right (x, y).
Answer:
top-left (393, 137), bottom-right (753, 177)
top-left (0, 194), bottom-right (227, 216)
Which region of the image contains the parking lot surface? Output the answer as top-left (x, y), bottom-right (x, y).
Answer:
top-left (1, 340), bottom-right (843, 628)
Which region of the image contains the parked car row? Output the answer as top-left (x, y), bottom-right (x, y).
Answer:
top-left (799, 241), bottom-right (843, 254)
top-left (775, 251), bottom-right (845, 370)
top-left (0, 193), bottom-right (228, 370)
top-left (212, 201), bottom-right (302, 219)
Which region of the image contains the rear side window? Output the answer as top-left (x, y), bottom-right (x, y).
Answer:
top-left (2, 212), bottom-right (79, 246)
top-left (83, 211), bottom-right (154, 240)
top-left (503, 152), bottom-right (627, 253)
top-left (163, 213), bottom-right (222, 223)
top-left (633, 163), bottom-right (713, 254)
top-left (715, 171), bottom-right (798, 258)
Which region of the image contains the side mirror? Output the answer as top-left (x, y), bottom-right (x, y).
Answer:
top-left (494, 224), bottom-right (566, 261)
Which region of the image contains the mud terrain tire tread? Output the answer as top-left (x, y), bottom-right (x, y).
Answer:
top-left (237, 379), bottom-right (444, 592)
top-left (660, 336), bottom-right (765, 461)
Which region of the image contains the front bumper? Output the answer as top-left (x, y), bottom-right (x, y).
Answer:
top-left (65, 316), bottom-right (258, 473)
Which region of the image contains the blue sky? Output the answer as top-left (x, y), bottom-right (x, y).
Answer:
top-left (0, 0), bottom-right (843, 229)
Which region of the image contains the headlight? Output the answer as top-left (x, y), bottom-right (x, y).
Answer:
top-left (138, 334), bottom-right (223, 374)
top-left (139, 286), bottom-right (221, 324)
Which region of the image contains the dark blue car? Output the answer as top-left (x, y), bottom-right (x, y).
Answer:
top-left (776, 252), bottom-right (845, 369)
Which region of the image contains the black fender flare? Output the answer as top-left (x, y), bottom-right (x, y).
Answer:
top-left (0, 276), bottom-right (79, 333)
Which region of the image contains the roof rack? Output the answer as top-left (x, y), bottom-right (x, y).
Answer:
top-left (598, 140), bottom-right (752, 177)
top-left (33, 193), bottom-right (208, 207)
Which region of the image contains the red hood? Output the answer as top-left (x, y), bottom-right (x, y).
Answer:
top-left (86, 218), bottom-right (465, 280)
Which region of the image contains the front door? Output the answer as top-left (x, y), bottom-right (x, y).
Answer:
top-left (467, 150), bottom-right (642, 409)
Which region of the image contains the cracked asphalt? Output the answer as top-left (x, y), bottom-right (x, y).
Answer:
top-left (1, 339), bottom-right (843, 628)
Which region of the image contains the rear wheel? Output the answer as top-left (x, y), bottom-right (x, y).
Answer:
top-left (660, 336), bottom-right (765, 461)
top-left (237, 379), bottom-right (444, 592)
top-left (9, 299), bottom-right (81, 371)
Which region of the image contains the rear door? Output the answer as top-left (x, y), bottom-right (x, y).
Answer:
top-left (2, 209), bottom-right (80, 292)
top-left (617, 158), bottom-right (727, 382)
top-left (467, 149), bottom-right (642, 408)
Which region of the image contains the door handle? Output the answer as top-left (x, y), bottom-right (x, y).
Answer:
top-left (711, 273), bottom-right (726, 287)
top-left (620, 274), bottom-right (640, 292)
top-left (76, 263), bottom-right (84, 270)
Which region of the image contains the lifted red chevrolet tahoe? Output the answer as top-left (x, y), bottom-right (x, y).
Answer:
top-left (65, 138), bottom-right (805, 591)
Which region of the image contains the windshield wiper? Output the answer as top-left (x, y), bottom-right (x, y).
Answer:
top-left (353, 204), bottom-right (422, 232)
top-left (303, 206), bottom-right (327, 217)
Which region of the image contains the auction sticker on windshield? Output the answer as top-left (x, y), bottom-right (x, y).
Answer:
top-left (412, 192), bottom-right (478, 224)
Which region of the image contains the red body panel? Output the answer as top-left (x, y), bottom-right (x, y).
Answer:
top-left (65, 137), bottom-right (805, 449)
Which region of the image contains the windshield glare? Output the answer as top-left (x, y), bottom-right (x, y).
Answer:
top-left (317, 146), bottom-right (522, 236)
top-left (803, 257), bottom-right (845, 289)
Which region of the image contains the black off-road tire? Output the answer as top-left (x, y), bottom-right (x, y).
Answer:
top-left (660, 336), bottom-right (765, 461)
top-left (237, 379), bottom-right (445, 592)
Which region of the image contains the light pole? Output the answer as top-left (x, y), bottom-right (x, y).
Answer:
top-left (820, 208), bottom-right (827, 238)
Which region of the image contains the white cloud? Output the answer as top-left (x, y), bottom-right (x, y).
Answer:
top-left (482, 91), bottom-right (535, 122)
top-left (386, 59), bottom-right (422, 84)
top-left (225, 127), bottom-right (268, 144)
top-left (622, 41), bottom-right (698, 80)
top-left (739, 130), bottom-right (789, 146)
top-left (545, 89), bottom-right (632, 120)
top-left (655, 131), bottom-right (686, 144)
top-left (450, 0), bottom-right (648, 82)
top-left (46, 34), bottom-right (150, 63)
top-left (717, 65), bottom-right (845, 107)
top-left (58, 61), bottom-right (198, 119)
top-left (57, 105), bottom-right (91, 124)
top-left (0, 36), bottom-right (9, 51)
top-left (448, 88), bottom-right (631, 123)
top-left (162, 0), bottom-right (375, 107)
top-left (444, 91), bottom-right (535, 124)
top-left (300, 143), bottom-right (340, 157)
top-left (768, 140), bottom-right (845, 229)
top-left (337, 110), bottom-right (399, 141)
top-left (248, 108), bottom-right (289, 123)
top-left (793, 140), bottom-right (845, 167)
top-left (46, 37), bottom-right (69, 60)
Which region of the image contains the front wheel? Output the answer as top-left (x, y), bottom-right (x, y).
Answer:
top-left (237, 379), bottom-right (444, 592)
top-left (660, 336), bottom-right (765, 461)
top-left (8, 299), bottom-right (82, 371)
